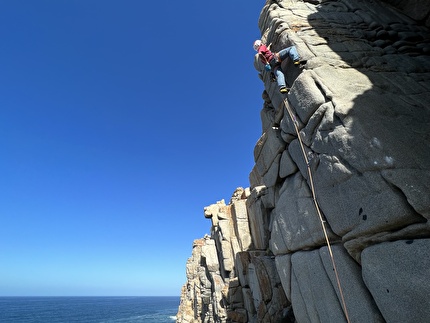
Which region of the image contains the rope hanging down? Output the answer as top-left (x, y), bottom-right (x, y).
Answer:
top-left (281, 96), bottom-right (351, 323)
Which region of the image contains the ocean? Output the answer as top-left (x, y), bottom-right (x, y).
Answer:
top-left (0, 296), bottom-right (179, 323)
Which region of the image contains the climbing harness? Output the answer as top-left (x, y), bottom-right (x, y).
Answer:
top-left (258, 52), bottom-right (281, 84)
top-left (281, 96), bottom-right (352, 323)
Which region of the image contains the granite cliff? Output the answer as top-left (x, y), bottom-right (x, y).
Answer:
top-left (176, 0), bottom-right (430, 322)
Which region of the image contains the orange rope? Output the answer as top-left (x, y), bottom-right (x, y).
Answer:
top-left (281, 97), bottom-right (351, 323)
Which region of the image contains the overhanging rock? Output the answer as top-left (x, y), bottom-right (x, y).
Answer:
top-left (177, 0), bottom-right (430, 322)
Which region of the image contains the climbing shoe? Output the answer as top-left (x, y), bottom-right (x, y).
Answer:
top-left (294, 59), bottom-right (307, 66)
top-left (279, 86), bottom-right (289, 94)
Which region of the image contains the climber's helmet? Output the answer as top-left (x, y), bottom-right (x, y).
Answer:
top-left (253, 39), bottom-right (262, 51)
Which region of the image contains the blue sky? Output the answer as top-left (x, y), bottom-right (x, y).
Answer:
top-left (0, 1), bottom-right (264, 296)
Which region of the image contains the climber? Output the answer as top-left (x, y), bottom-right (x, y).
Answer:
top-left (253, 39), bottom-right (301, 94)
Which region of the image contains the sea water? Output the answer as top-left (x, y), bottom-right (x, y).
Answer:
top-left (0, 296), bottom-right (179, 323)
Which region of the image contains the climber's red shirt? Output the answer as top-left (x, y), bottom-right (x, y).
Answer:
top-left (258, 44), bottom-right (275, 64)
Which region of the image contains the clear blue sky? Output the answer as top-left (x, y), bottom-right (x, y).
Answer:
top-left (0, 1), bottom-right (264, 296)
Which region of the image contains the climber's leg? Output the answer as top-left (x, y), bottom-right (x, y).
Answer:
top-left (274, 67), bottom-right (289, 93)
top-left (278, 46), bottom-right (300, 63)
top-left (275, 68), bottom-right (285, 86)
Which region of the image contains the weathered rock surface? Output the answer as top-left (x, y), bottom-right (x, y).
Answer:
top-left (177, 0), bottom-right (430, 322)
top-left (177, 189), bottom-right (292, 323)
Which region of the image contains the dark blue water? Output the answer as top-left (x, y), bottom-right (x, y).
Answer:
top-left (0, 296), bottom-right (179, 323)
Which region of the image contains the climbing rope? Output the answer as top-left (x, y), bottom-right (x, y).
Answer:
top-left (281, 96), bottom-right (352, 323)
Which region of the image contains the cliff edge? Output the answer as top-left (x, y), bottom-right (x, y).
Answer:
top-left (176, 0), bottom-right (430, 322)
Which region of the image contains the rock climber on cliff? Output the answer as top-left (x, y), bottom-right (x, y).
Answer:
top-left (253, 39), bottom-right (301, 94)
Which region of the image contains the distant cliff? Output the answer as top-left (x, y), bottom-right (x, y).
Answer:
top-left (176, 0), bottom-right (430, 322)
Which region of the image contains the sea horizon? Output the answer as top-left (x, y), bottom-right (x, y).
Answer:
top-left (0, 296), bottom-right (180, 323)
top-left (0, 295), bottom-right (180, 297)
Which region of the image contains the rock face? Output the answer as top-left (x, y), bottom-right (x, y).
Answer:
top-left (177, 1), bottom-right (430, 322)
top-left (176, 189), bottom-right (292, 323)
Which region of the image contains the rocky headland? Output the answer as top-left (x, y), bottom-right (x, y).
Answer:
top-left (176, 0), bottom-right (430, 322)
